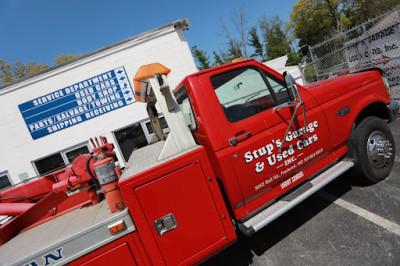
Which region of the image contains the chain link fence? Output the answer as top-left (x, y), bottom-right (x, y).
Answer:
top-left (303, 6), bottom-right (400, 101)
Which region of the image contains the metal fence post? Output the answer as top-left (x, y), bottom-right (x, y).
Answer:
top-left (298, 63), bottom-right (307, 85)
top-left (308, 45), bottom-right (319, 81)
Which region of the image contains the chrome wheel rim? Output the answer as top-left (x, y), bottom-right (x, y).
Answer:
top-left (367, 130), bottom-right (393, 168)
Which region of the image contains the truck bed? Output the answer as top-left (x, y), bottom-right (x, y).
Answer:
top-left (0, 200), bottom-right (135, 265)
top-left (120, 140), bottom-right (201, 180)
top-left (0, 142), bottom-right (201, 265)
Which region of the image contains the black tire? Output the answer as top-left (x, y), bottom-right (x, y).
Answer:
top-left (352, 116), bottom-right (395, 183)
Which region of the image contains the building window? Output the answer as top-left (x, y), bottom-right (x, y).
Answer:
top-left (34, 153), bottom-right (65, 176)
top-left (64, 145), bottom-right (90, 163)
top-left (0, 171), bottom-right (12, 190)
top-left (143, 116), bottom-right (170, 143)
top-left (114, 122), bottom-right (148, 162)
top-left (145, 116), bottom-right (169, 134)
top-left (33, 143), bottom-right (91, 176)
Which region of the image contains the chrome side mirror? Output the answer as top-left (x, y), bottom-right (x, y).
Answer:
top-left (283, 71), bottom-right (299, 101)
top-left (279, 72), bottom-right (308, 153)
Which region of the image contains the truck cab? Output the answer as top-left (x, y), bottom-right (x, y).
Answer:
top-left (175, 59), bottom-right (396, 229)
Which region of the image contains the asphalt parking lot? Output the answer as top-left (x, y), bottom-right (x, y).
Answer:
top-left (203, 118), bottom-right (400, 266)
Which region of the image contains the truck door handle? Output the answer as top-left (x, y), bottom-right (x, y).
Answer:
top-left (229, 131), bottom-right (251, 146)
top-left (154, 213), bottom-right (178, 236)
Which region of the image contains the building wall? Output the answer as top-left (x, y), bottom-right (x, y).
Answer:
top-left (264, 55), bottom-right (305, 85)
top-left (0, 20), bottom-right (197, 185)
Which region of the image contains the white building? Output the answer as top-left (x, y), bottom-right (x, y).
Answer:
top-left (264, 55), bottom-right (305, 85)
top-left (0, 19), bottom-right (197, 188)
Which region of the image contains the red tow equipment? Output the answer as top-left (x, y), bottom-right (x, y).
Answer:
top-left (0, 136), bottom-right (125, 245)
top-left (52, 136), bottom-right (125, 212)
top-left (91, 137), bottom-right (125, 213)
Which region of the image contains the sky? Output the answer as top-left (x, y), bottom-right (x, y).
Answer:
top-left (0, 0), bottom-right (298, 66)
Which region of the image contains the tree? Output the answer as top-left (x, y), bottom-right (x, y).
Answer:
top-left (343, 0), bottom-right (399, 27)
top-left (290, 0), bottom-right (399, 56)
top-left (54, 53), bottom-right (81, 65)
top-left (248, 27), bottom-right (264, 60)
top-left (0, 60), bottom-right (12, 84)
top-left (219, 19), bottom-right (239, 61)
top-left (290, 0), bottom-right (344, 50)
top-left (325, 0), bottom-right (344, 35)
top-left (231, 5), bottom-right (249, 59)
top-left (227, 39), bottom-right (243, 59)
top-left (0, 60), bottom-right (48, 85)
top-left (191, 46), bottom-right (211, 70)
top-left (218, 4), bottom-right (251, 61)
top-left (0, 53), bottom-right (82, 85)
top-left (218, 51), bottom-right (237, 64)
top-left (259, 15), bottom-right (300, 64)
top-left (212, 51), bottom-right (225, 66)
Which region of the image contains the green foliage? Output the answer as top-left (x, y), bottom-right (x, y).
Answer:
top-left (227, 39), bottom-right (243, 59)
top-left (212, 51), bottom-right (225, 66)
top-left (218, 5), bottom-right (251, 60)
top-left (219, 51), bottom-right (236, 64)
top-left (303, 63), bottom-right (318, 83)
top-left (0, 60), bottom-right (12, 84)
top-left (0, 53), bottom-right (82, 86)
top-left (259, 15), bottom-right (300, 64)
top-left (343, 0), bottom-right (399, 27)
top-left (54, 53), bottom-right (82, 65)
top-left (0, 59), bottom-right (48, 85)
top-left (259, 15), bottom-right (287, 60)
top-left (290, 0), bottom-right (399, 53)
top-left (248, 27), bottom-right (264, 60)
top-left (287, 52), bottom-right (301, 65)
top-left (230, 5), bottom-right (250, 59)
top-left (290, 0), bottom-right (337, 49)
top-left (191, 46), bottom-right (211, 70)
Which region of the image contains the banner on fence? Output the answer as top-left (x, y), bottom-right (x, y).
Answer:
top-left (345, 22), bottom-right (400, 87)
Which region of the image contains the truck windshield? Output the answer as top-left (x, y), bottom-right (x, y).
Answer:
top-left (175, 85), bottom-right (197, 131)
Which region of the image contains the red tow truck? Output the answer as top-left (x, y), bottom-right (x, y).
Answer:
top-left (0, 59), bottom-right (398, 265)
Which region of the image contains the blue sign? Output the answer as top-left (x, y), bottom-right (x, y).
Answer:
top-left (18, 66), bottom-right (135, 140)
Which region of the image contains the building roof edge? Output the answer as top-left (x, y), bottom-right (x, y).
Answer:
top-left (0, 18), bottom-right (189, 91)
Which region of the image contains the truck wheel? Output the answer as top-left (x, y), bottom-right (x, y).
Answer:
top-left (353, 116), bottom-right (395, 183)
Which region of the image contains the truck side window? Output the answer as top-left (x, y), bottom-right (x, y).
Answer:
top-left (211, 67), bottom-right (275, 123)
top-left (175, 85), bottom-right (197, 131)
top-left (263, 71), bottom-right (291, 104)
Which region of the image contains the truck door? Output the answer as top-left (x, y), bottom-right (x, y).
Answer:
top-left (208, 65), bottom-right (331, 214)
